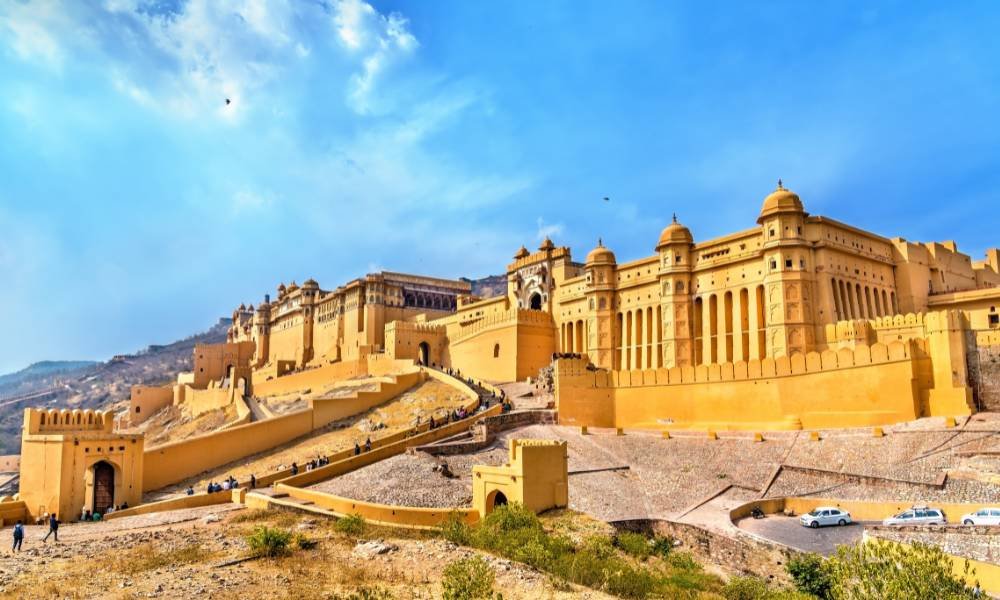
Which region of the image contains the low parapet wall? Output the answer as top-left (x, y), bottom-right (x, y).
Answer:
top-left (252, 359), bottom-right (366, 397)
top-left (106, 489), bottom-right (235, 520)
top-left (730, 496), bottom-right (1000, 525)
top-left (275, 486), bottom-right (478, 530)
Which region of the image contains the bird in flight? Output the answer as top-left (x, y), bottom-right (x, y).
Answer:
top-left (602, 196), bottom-right (610, 202)
top-left (225, 98), bottom-right (231, 105)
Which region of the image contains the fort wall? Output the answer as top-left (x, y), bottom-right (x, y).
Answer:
top-left (128, 386), bottom-right (174, 426)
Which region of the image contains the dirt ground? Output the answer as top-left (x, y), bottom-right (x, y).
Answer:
top-left (0, 504), bottom-right (612, 600)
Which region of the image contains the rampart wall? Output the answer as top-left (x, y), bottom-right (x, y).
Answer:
top-left (557, 340), bottom-right (925, 430)
top-left (128, 386), bottom-right (174, 426)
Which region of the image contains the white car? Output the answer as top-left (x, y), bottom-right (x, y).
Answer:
top-left (961, 507), bottom-right (1000, 526)
top-left (799, 507), bottom-right (852, 528)
top-left (882, 506), bottom-right (946, 526)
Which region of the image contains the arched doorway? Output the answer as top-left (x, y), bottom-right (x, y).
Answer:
top-left (529, 293), bottom-right (542, 310)
top-left (418, 342), bottom-right (430, 366)
top-left (93, 461), bottom-right (115, 515)
top-left (486, 490), bottom-right (508, 513)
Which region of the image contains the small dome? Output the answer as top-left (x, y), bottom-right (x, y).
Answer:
top-left (657, 214), bottom-right (693, 248)
top-left (303, 278), bottom-right (319, 288)
top-left (277, 283), bottom-right (286, 291)
top-left (238, 303), bottom-right (246, 310)
top-left (586, 239), bottom-right (616, 265)
top-left (287, 280), bottom-right (299, 292)
top-left (759, 179), bottom-right (803, 221)
top-left (513, 245), bottom-right (529, 259)
top-left (539, 237), bottom-right (555, 251)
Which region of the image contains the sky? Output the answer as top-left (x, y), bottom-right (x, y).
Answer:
top-left (1, 0), bottom-right (999, 373)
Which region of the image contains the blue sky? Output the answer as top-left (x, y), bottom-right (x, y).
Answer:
top-left (1, 0), bottom-right (998, 373)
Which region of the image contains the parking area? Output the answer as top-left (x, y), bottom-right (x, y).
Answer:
top-left (736, 515), bottom-right (866, 556)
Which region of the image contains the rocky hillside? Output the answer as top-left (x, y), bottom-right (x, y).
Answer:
top-left (466, 274), bottom-right (506, 299)
top-left (0, 319), bottom-right (229, 455)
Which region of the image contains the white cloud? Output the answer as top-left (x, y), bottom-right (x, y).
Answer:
top-left (535, 217), bottom-right (565, 241)
top-left (0, 0), bottom-right (417, 119)
top-left (231, 188), bottom-right (276, 213)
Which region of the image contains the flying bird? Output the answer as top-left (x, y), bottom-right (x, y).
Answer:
top-left (225, 98), bottom-right (231, 105)
top-left (602, 196), bottom-right (610, 202)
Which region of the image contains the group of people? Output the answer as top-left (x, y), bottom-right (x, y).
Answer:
top-left (352, 438), bottom-right (373, 456)
top-left (205, 475), bottom-right (239, 493)
top-left (304, 455), bottom-right (331, 471)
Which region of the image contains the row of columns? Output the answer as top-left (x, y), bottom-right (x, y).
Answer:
top-left (693, 285), bottom-right (767, 366)
top-left (561, 319), bottom-right (586, 354)
top-left (830, 278), bottom-right (896, 321)
top-left (615, 306), bottom-right (663, 370)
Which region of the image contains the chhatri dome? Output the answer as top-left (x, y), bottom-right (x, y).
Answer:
top-left (585, 238), bottom-right (616, 265)
top-left (758, 179), bottom-right (803, 222)
top-left (657, 214), bottom-right (693, 248)
top-left (513, 245), bottom-right (529, 259)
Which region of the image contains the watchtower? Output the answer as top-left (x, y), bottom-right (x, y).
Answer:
top-left (472, 439), bottom-right (568, 516)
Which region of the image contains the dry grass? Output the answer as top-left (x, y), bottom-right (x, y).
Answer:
top-left (111, 542), bottom-right (214, 574)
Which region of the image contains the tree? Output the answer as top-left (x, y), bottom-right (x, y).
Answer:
top-left (826, 540), bottom-right (976, 600)
top-left (786, 552), bottom-right (832, 599)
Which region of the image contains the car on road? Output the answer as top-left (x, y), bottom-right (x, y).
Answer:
top-left (882, 506), bottom-right (946, 526)
top-left (960, 507), bottom-right (1000, 525)
top-left (799, 507), bottom-right (852, 528)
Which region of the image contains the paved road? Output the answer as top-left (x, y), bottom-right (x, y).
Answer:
top-left (737, 515), bottom-right (866, 556)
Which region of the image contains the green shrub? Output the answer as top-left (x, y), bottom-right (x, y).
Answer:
top-left (441, 556), bottom-right (495, 600)
top-left (666, 550), bottom-right (699, 571)
top-left (246, 525), bottom-right (293, 558)
top-left (440, 512), bottom-right (472, 545)
top-left (335, 513), bottom-right (367, 536)
top-left (650, 535), bottom-right (675, 559)
top-left (722, 576), bottom-right (770, 600)
top-left (615, 531), bottom-right (651, 560)
top-left (786, 553), bottom-right (831, 599)
top-left (826, 540), bottom-right (976, 600)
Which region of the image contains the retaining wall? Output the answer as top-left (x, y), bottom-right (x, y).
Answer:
top-left (0, 498), bottom-right (27, 525)
top-left (105, 489), bottom-right (235, 520)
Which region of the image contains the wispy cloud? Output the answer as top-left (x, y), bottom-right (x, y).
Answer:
top-left (535, 217), bottom-right (564, 241)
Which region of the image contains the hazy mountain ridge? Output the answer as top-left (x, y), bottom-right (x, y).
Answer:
top-left (0, 319), bottom-right (230, 455)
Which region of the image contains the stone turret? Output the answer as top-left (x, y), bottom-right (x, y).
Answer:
top-left (657, 215), bottom-right (695, 367)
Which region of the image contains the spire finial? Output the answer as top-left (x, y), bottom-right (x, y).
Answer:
top-left (672, 212), bottom-right (678, 223)
top-left (777, 178), bottom-right (784, 190)
top-left (598, 237), bottom-right (603, 247)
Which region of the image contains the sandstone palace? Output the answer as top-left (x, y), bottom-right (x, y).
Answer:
top-left (229, 182), bottom-right (1000, 430)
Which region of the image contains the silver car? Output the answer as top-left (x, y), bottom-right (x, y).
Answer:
top-left (799, 506), bottom-right (852, 528)
top-left (961, 507), bottom-right (1000, 526)
top-left (882, 506), bottom-right (946, 526)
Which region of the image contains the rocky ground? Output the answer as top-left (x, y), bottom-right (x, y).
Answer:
top-left (310, 416), bottom-right (1000, 523)
top-left (0, 504), bottom-right (610, 600)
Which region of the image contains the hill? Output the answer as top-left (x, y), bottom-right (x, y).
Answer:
top-left (0, 319), bottom-right (230, 455)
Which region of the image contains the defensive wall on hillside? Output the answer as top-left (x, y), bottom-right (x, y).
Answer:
top-left (141, 366), bottom-right (424, 491)
top-left (556, 310), bottom-right (975, 431)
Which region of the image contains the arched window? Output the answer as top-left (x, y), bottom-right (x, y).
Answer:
top-left (493, 344), bottom-right (500, 358)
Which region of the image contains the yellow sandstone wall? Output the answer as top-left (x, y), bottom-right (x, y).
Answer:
top-left (0, 498), bottom-right (27, 525)
top-left (128, 386), bottom-right (174, 426)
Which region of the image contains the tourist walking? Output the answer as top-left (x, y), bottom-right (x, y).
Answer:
top-left (249, 474), bottom-right (256, 489)
top-left (364, 437), bottom-right (372, 452)
top-left (41, 513), bottom-right (59, 543)
top-left (11, 520), bottom-right (24, 553)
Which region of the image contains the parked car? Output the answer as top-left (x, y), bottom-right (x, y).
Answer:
top-left (882, 506), bottom-right (946, 526)
top-left (960, 507), bottom-right (1000, 526)
top-left (799, 507), bottom-right (852, 528)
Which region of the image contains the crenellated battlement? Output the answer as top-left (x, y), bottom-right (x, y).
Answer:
top-left (555, 337), bottom-right (916, 388)
top-left (23, 407), bottom-right (115, 435)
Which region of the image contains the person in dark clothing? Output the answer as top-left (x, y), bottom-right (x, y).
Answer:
top-left (354, 442), bottom-right (361, 456)
top-left (364, 437), bottom-right (372, 452)
top-left (12, 520), bottom-right (24, 552)
top-left (291, 462), bottom-right (299, 475)
top-left (428, 416), bottom-right (435, 429)
top-left (250, 474), bottom-right (256, 489)
top-left (42, 514), bottom-right (59, 542)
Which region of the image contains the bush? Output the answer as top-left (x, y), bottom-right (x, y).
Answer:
top-left (335, 513), bottom-right (367, 536)
top-left (294, 532), bottom-right (317, 550)
top-left (440, 512), bottom-right (472, 545)
top-left (616, 531), bottom-right (651, 560)
top-left (650, 535), bottom-right (675, 559)
top-left (826, 540), bottom-right (976, 600)
top-left (441, 556), bottom-right (495, 600)
top-left (786, 553), bottom-right (832, 599)
top-left (723, 576), bottom-right (770, 600)
top-left (247, 526), bottom-right (293, 558)
top-left (331, 588), bottom-right (394, 600)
